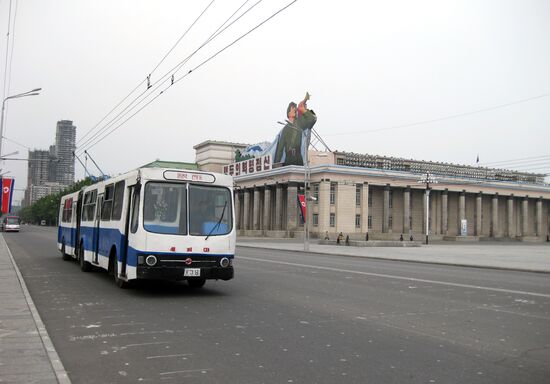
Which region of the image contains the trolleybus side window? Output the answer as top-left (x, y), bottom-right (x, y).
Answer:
top-left (111, 180), bottom-right (125, 221)
top-left (101, 184), bottom-right (114, 221)
top-left (143, 182), bottom-right (187, 235)
top-left (62, 198), bottom-right (73, 223)
top-left (82, 190), bottom-right (97, 222)
top-left (189, 185), bottom-right (232, 236)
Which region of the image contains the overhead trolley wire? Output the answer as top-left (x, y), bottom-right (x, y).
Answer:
top-left (79, 0), bottom-right (299, 153)
top-left (76, 0), bottom-right (267, 155)
top-left (76, 0), bottom-right (259, 155)
top-left (324, 92), bottom-right (550, 137)
top-left (77, 0), bottom-right (217, 147)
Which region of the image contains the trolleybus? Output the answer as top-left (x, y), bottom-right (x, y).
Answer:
top-left (57, 167), bottom-right (235, 288)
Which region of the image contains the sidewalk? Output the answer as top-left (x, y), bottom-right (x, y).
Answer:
top-left (0, 234), bottom-right (70, 383)
top-left (237, 238), bottom-right (550, 273)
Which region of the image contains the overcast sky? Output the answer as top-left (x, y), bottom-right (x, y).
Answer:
top-left (1, 0), bottom-right (549, 203)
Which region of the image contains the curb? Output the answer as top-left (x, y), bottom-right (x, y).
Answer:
top-left (236, 243), bottom-right (550, 274)
top-left (2, 235), bottom-right (71, 384)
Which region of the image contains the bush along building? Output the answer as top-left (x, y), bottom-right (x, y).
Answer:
top-left (195, 140), bottom-right (550, 242)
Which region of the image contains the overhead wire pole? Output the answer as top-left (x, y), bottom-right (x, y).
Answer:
top-left (73, 151), bottom-right (92, 178)
top-left (84, 150), bottom-right (106, 179)
top-left (418, 172), bottom-right (437, 245)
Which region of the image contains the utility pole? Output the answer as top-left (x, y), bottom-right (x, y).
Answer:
top-left (418, 172), bottom-right (437, 244)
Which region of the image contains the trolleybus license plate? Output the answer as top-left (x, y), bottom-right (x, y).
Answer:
top-left (184, 268), bottom-right (200, 277)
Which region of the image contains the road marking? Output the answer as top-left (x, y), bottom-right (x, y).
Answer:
top-left (160, 369), bottom-right (211, 375)
top-left (240, 256), bottom-right (550, 299)
top-left (146, 353), bottom-right (193, 359)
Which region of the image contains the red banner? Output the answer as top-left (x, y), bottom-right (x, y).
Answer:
top-left (1, 178), bottom-right (14, 214)
top-left (297, 194), bottom-right (306, 224)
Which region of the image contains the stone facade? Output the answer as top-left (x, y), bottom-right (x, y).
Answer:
top-left (197, 142), bottom-right (550, 242)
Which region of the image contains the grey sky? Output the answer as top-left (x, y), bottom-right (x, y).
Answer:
top-left (2, 0), bottom-right (550, 204)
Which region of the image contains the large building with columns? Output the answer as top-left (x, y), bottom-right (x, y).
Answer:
top-left (194, 141), bottom-right (550, 242)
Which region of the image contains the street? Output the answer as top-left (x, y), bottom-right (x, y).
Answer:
top-left (5, 226), bottom-right (550, 384)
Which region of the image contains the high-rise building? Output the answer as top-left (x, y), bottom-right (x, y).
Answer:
top-left (23, 120), bottom-right (77, 206)
top-left (54, 120), bottom-right (76, 185)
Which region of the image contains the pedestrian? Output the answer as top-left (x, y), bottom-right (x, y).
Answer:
top-left (400, 234), bottom-right (403, 241)
top-left (324, 231), bottom-right (330, 240)
top-left (345, 235), bottom-right (350, 246)
top-left (365, 232), bottom-right (369, 241)
top-left (337, 232), bottom-right (343, 244)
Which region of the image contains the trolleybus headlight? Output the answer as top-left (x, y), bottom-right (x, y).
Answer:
top-left (220, 257), bottom-right (230, 268)
top-left (145, 255), bottom-right (158, 266)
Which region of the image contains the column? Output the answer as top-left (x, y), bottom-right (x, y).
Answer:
top-left (536, 198), bottom-right (542, 237)
top-left (522, 196), bottom-right (529, 236)
top-left (507, 195), bottom-right (514, 238)
top-left (403, 187), bottom-right (410, 234)
top-left (286, 183), bottom-right (298, 230)
top-left (275, 184), bottom-right (283, 230)
top-left (253, 187), bottom-right (260, 230)
top-left (491, 194), bottom-right (499, 237)
top-left (475, 192), bottom-right (482, 236)
top-left (263, 186), bottom-right (271, 231)
top-left (318, 180), bottom-right (331, 233)
top-left (441, 189), bottom-right (448, 235)
top-left (383, 184), bottom-right (390, 233)
top-left (458, 191), bottom-right (466, 234)
top-left (360, 182), bottom-right (369, 234)
top-left (243, 189), bottom-right (250, 230)
top-left (234, 191), bottom-right (241, 230)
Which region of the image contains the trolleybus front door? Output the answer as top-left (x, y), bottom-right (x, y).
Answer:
top-left (93, 194), bottom-right (104, 264)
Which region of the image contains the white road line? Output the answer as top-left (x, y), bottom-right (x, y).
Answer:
top-left (240, 256), bottom-right (550, 299)
top-left (160, 369), bottom-right (211, 375)
top-left (146, 354), bottom-right (193, 359)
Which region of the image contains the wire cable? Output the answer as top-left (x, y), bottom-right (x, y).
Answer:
top-left (324, 92), bottom-right (550, 137)
top-left (478, 154), bottom-right (550, 167)
top-left (81, 0), bottom-right (299, 153)
top-left (77, 0), bottom-right (261, 154)
top-left (77, 0), bottom-right (217, 147)
top-left (76, 0), bottom-right (265, 155)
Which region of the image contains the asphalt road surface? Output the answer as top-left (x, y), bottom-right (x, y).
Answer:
top-left (5, 226), bottom-right (550, 383)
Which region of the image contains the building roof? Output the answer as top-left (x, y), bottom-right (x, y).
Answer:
top-left (140, 160), bottom-right (198, 170)
top-left (193, 140), bottom-right (248, 150)
top-left (334, 151), bottom-right (547, 185)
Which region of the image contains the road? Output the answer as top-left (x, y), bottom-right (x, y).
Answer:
top-left (5, 226), bottom-right (550, 383)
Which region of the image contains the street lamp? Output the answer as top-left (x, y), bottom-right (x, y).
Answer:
top-left (1, 88), bottom-right (42, 158)
top-left (418, 172), bottom-right (437, 244)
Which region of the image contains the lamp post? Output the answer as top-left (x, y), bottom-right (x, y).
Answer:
top-left (418, 172), bottom-right (437, 244)
top-left (1, 88), bottom-right (42, 158)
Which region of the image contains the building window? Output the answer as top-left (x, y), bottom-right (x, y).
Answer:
top-left (330, 183), bottom-right (336, 205)
top-left (355, 214), bottom-right (361, 228)
top-left (389, 190), bottom-right (393, 208)
top-left (313, 214), bottom-right (319, 226)
top-left (389, 215), bottom-right (393, 229)
top-left (368, 191), bottom-right (372, 207)
top-left (313, 184), bottom-right (319, 204)
top-left (356, 185), bottom-right (361, 206)
top-left (330, 213), bottom-right (335, 227)
top-left (368, 215), bottom-right (372, 229)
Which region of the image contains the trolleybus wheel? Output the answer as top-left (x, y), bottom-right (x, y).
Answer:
top-left (113, 255), bottom-right (129, 289)
top-left (61, 242), bottom-right (71, 261)
top-left (79, 244), bottom-right (92, 272)
top-left (188, 278), bottom-right (206, 289)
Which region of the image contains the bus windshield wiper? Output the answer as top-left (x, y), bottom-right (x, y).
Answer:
top-left (205, 201), bottom-right (227, 240)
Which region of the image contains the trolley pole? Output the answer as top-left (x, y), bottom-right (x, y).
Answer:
top-left (418, 172), bottom-right (437, 245)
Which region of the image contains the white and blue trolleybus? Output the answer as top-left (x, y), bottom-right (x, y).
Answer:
top-left (57, 167), bottom-right (235, 288)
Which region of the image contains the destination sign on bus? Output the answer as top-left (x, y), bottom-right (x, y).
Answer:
top-left (163, 170), bottom-right (216, 183)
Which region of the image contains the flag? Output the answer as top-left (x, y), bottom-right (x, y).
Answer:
top-left (1, 178), bottom-right (14, 214)
top-left (476, 154), bottom-right (479, 164)
top-left (297, 194), bottom-right (306, 224)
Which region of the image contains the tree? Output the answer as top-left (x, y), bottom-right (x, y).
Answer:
top-left (20, 177), bottom-right (97, 225)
